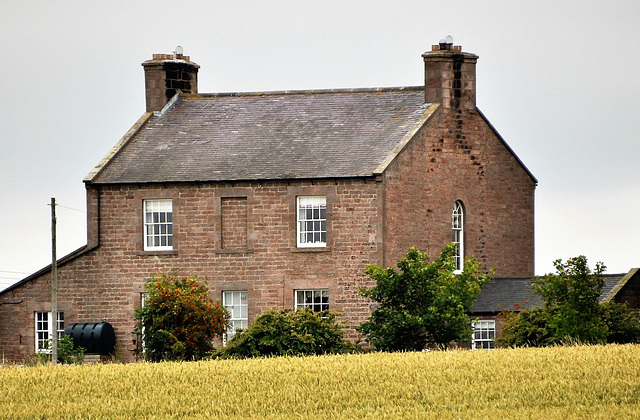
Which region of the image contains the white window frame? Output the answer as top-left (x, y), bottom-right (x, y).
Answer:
top-left (144, 199), bottom-right (173, 251)
top-left (295, 289), bottom-right (329, 312)
top-left (140, 292), bottom-right (148, 352)
top-left (223, 291), bottom-right (248, 345)
top-left (297, 196), bottom-right (327, 248)
top-left (35, 311), bottom-right (64, 353)
top-left (472, 320), bottom-right (496, 350)
top-left (452, 201), bottom-right (464, 273)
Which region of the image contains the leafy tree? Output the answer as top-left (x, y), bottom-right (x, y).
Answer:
top-left (534, 256), bottom-right (608, 343)
top-left (214, 309), bottom-right (355, 359)
top-left (135, 273), bottom-right (229, 362)
top-left (357, 245), bottom-right (491, 351)
top-left (500, 256), bottom-right (640, 347)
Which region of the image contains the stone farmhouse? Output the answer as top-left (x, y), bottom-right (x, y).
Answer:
top-left (1, 40), bottom-right (540, 362)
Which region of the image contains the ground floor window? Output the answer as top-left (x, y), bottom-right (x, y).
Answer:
top-left (295, 289), bottom-right (329, 312)
top-left (223, 291), bottom-right (248, 344)
top-left (472, 320), bottom-right (496, 350)
top-left (35, 311), bottom-right (64, 353)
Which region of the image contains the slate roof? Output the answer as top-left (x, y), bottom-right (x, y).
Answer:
top-left (87, 87), bottom-right (436, 184)
top-left (472, 273), bottom-right (632, 314)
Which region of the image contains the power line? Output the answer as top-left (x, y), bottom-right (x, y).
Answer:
top-left (56, 204), bottom-right (86, 213)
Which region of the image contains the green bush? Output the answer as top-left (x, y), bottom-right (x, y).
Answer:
top-left (601, 302), bottom-right (640, 344)
top-left (214, 309), bottom-right (355, 359)
top-left (135, 273), bottom-right (229, 362)
top-left (497, 309), bottom-right (556, 348)
top-left (24, 335), bottom-right (85, 366)
top-left (357, 245), bottom-right (491, 351)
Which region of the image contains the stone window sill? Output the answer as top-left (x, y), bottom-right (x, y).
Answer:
top-left (136, 250), bottom-right (179, 256)
top-left (291, 247), bottom-right (332, 253)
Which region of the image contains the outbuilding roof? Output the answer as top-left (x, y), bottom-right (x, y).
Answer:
top-left (472, 273), bottom-right (635, 314)
top-left (86, 88), bottom-right (438, 184)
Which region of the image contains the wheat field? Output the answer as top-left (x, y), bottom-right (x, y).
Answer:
top-left (1, 344), bottom-right (639, 419)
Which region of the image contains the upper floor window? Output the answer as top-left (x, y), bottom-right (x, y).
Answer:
top-left (472, 320), bottom-right (496, 350)
top-left (35, 311), bottom-right (64, 353)
top-left (295, 289), bottom-right (329, 312)
top-left (144, 199), bottom-right (173, 251)
top-left (452, 201), bottom-right (464, 273)
top-left (222, 291), bottom-right (248, 344)
top-left (297, 196), bottom-right (326, 247)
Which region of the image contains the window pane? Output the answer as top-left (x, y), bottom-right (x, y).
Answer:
top-left (144, 200), bottom-right (173, 251)
top-left (223, 291), bottom-right (248, 343)
top-left (297, 196), bottom-right (327, 247)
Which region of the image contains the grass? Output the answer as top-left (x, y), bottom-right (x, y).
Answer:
top-left (1, 344), bottom-right (639, 419)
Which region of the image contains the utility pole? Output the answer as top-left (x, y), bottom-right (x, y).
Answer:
top-left (51, 197), bottom-right (58, 365)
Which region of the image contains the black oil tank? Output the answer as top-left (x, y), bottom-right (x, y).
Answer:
top-left (64, 322), bottom-right (115, 355)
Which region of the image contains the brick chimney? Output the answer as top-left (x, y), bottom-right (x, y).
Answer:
top-left (422, 37), bottom-right (478, 110)
top-left (142, 47), bottom-right (200, 112)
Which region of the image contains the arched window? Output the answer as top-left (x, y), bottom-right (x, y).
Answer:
top-left (452, 201), bottom-right (464, 272)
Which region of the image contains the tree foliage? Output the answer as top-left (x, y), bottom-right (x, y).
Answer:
top-left (135, 273), bottom-right (229, 362)
top-left (214, 308), bottom-right (355, 359)
top-left (499, 256), bottom-right (640, 347)
top-left (534, 256), bottom-right (607, 343)
top-left (498, 309), bottom-right (556, 348)
top-left (600, 301), bottom-right (640, 344)
top-left (357, 245), bottom-right (491, 351)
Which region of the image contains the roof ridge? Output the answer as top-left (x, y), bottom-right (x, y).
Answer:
top-left (182, 86), bottom-right (423, 99)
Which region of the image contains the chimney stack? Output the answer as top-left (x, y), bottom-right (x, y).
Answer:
top-left (422, 37), bottom-right (478, 110)
top-left (142, 47), bottom-right (200, 112)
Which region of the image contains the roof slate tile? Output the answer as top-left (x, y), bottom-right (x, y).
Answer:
top-left (89, 88), bottom-right (431, 184)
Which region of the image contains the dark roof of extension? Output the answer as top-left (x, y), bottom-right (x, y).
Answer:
top-left (472, 272), bottom-right (636, 314)
top-left (85, 88), bottom-right (438, 184)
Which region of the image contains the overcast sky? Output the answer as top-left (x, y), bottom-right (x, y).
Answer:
top-left (1, 1), bottom-right (639, 290)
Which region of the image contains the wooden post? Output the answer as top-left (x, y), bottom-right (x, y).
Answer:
top-left (51, 197), bottom-right (57, 365)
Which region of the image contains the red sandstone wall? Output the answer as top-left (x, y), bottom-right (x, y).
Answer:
top-left (382, 107), bottom-right (535, 276)
top-left (0, 179), bottom-right (383, 363)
